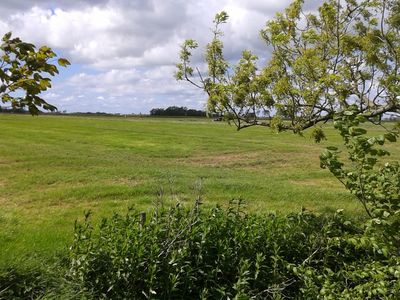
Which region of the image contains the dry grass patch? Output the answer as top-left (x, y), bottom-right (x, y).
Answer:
top-left (0, 157), bottom-right (16, 165)
top-left (103, 177), bottom-right (143, 186)
top-left (179, 152), bottom-right (264, 166)
top-left (178, 151), bottom-right (293, 169)
top-left (0, 196), bottom-right (9, 205)
top-left (289, 178), bottom-right (343, 190)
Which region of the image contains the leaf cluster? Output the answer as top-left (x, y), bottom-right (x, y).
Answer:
top-left (0, 32), bottom-right (70, 114)
top-left (321, 106), bottom-right (400, 250)
top-left (176, 0), bottom-right (400, 133)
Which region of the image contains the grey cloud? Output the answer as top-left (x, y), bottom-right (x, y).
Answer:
top-left (239, 0), bottom-right (292, 15)
top-left (0, 0), bottom-right (321, 114)
top-left (0, 0), bottom-right (190, 68)
top-left (1, 0), bottom-right (108, 11)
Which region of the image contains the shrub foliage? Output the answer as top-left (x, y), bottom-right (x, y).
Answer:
top-left (69, 203), bottom-right (399, 299)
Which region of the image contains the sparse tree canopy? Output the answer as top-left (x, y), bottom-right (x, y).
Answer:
top-left (176, 0), bottom-right (400, 135)
top-left (0, 32), bottom-right (70, 115)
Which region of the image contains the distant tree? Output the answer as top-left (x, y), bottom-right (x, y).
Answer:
top-left (150, 108), bottom-right (164, 116)
top-left (176, 0), bottom-right (400, 136)
top-left (150, 106), bottom-right (206, 117)
top-left (0, 32), bottom-right (70, 115)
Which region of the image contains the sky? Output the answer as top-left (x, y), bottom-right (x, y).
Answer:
top-left (0, 0), bottom-right (318, 114)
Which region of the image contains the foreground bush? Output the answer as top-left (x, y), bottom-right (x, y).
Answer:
top-left (0, 264), bottom-right (52, 299)
top-left (0, 259), bottom-right (86, 299)
top-left (69, 203), bottom-right (400, 299)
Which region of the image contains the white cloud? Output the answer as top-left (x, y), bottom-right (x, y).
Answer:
top-left (0, 0), bottom-right (319, 113)
top-left (7, 6), bottom-right (122, 62)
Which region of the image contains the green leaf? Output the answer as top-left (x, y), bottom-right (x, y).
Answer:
top-left (384, 133), bottom-right (397, 142)
top-left (366, 157), bottom-right (377, 166)
top-left (376, 135), bottom-right (385, 145)
top-left (344, 110), bottom-right (355, 116)
top-left (39, 45), bottom-right (51, 52)
top-left (18, 42), bottom-right (35, 52)
top-left (58, 58), bottom-right (71, 67)
top-left (320, 149), bottom-right (332, 159)
top-left (349, 127), bottom-right (367, 136)
top-left (326, 146), bottom-right (338, 151)
top-left (39, 78), bottom-right (51, 89)
top-left (2, 32), bottom-right (11, 41)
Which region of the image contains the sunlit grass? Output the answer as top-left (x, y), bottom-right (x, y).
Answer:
top-left (0, 114), bottom-right (398, 264)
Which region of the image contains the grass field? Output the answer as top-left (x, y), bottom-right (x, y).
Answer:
top-left (0, 114), bottom-right (398, 265)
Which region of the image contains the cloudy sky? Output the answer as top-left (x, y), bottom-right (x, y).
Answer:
top-left (0, 0), bottom-right (318, 114)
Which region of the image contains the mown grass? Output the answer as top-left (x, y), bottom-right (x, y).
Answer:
top-left (0, 114), bottom-right (398, 265)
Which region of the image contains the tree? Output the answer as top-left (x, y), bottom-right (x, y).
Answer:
top-left (176, 0), bottom-right (400, 136)
top-left (176, 0), bottom-right (400, 223)
top-left (0, 32), bottom-right (70, 115)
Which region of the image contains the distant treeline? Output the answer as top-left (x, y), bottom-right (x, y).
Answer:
top-left (150, 106), bottom-right (206, 117)
top-left (0, 107), bottom-right (30, 114)
top-left (0, 106), bottom-right (207, 117)
top-left (2, 105), bottom-right (398, 121)
top-left (0, 107), bottom-right (136, 117)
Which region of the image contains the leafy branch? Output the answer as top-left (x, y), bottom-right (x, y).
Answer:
top-left (0, 32), bottom-right (70, 115)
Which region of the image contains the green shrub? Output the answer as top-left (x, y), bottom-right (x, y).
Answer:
top-left (0, 258), bottom-right (88, 300)
top-left (68, 203), bottom-right (399, 299)
top-left (0, 264), bottom-right (51, 299)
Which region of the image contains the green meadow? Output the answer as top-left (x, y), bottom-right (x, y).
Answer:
top-left (0, 114), bottom-right (398, 264)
